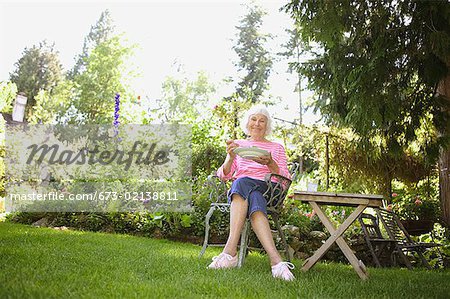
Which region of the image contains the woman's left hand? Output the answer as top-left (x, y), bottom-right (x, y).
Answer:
top-left (252, 153), bottom-right (279, 174)
top-left (251, 154), bottom-right (273, 166)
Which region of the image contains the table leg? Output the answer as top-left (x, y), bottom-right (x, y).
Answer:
top-left (302, 202), bottom-right (368, 280)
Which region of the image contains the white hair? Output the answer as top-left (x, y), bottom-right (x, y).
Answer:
top-left (240, 105), bottom-right (273, 136)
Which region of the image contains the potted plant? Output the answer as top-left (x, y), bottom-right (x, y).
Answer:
top-left (391, 194), bottom-right (440, 236)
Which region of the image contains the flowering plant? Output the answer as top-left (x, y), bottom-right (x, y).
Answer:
top-left (391, 193), bottom-right (440, 222)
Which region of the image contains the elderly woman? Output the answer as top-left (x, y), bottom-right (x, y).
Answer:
top-left (207, 105), bottom-right (295, 281)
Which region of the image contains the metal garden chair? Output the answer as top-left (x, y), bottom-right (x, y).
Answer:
top-left (199, 163), bottom-right (299, 267)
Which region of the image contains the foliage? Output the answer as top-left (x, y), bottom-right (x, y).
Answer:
top-left (0, 82), bottom-right (13, 197)
top-left (0, 81), bottom-right (18, 113)
top-left (190, 173), bottom-right (231, 241)
top-left (0, 114), bottom-right (5, 198)
top-left (420, 223), bottom-right (450, 268)
top-left (278, 124), bottom-right (374, 194)
top-left (391, 178), bottom-right (441, 221)
top-left (329, 127), bottom-right (436, 196)
top-left (212, 93), bottom-right (251, 139)
top-left (281, 202), bottom-right (314, 235)
top-left (275, 124), bottom-right (319, 174)
top-left (9, 41), bottom-right (63, 117)
top-left (155, 71), bottom-right (224, 176)
top-left (284, 0), bottom-right (450, 141)
top-left (191, 120), bottom-right (226, 178)
top-left (5, 211), bottom-right (175, 236)
top-left (393, 197), bottom-right (440, 222)
top-left (278, 122), bottom-right (438, 198)
top-left (28, 80), bottom-right (75, 124)
top-left (271, 122), bottom-right (428, 202)
top-left (156, 71), bottom-right (216, 124)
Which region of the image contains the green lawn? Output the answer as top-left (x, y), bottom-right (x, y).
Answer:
top-left (1, 222), bottom-right (449, 299)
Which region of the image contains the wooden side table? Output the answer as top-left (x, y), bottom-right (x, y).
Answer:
top-left (293, 191), bottom-right (383, 280)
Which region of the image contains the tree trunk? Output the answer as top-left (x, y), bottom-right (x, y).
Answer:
top-left (325, 133), bottom-right (329, 190)
top-left (438, 70), bottom-right (450, 228)
top-left (439, 149), bottom-right (450, 227)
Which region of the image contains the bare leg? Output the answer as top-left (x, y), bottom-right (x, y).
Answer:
top-left (250, 211), bottom-right (282, 266)
top-left (223, 194), bottom-right (248, 257)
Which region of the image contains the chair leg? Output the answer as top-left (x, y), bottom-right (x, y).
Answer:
top-left (366, 239), bottom-right (382, 268)
top-left (199, 206), bottom-right (216, 258)
top-left (391, 249), bottom-right (397, 267)
top-left (417, 248), bottom-right (432, 270)
top-left (238, 220), bottom-right (250, 268)
top-left (383, 242), bottom-right (396, 267)
top-left (272, 213), bottom-right (292, 262)
top-left (397, 249), bottom-right (413, 270)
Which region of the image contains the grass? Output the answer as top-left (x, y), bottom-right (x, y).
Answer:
top-left (1, 222), bottom-right (449, 299)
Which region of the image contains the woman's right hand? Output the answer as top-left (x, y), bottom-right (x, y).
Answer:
top-left (226, 140), bottom-right (239, 159)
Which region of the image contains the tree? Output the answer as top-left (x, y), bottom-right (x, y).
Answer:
top-left (284, 1), bottom-right (450, 226)
top-left (28, 80), bottom-right (74, 124)
top-left (9, 41), bottom-right (63, 117)
top-left (279, 26), bottom-right (310, 173)
top-left (233, 3), bottom-right (273, 102)
top-left (68, 10), bottom-right (115, 78)
top-left (62, 11), bottom-right (138, 124)
top-left (279, 26), bottom-right (307, 125)
top-left (223, 3), bottom-right (273, 138)
top-left (157, 71), bottom-right (216, 123)
top-left (71, 35), bottom-right (136, 124)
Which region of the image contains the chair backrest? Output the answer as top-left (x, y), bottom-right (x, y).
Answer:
top-left (288, 162), bottom-right (300, 182)
top-left (376, 208), bottom-right (414, 244)
top-left (358, 213), bottom-right (385, 240)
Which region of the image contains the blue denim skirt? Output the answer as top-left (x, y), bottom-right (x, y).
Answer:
top-left (228, 177), bottom-right (271, 218)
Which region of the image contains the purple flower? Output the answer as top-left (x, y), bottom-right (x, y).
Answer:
top-left (114, 93), bottom-right (120, 125)
top-left (113, 93), bottom-right (120, 137)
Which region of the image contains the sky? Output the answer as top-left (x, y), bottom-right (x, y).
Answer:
top-left (0, 0), bottom-right (319, 125)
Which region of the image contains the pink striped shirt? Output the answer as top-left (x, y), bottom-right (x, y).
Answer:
top-left (217, 140), bottom-right (290, 181)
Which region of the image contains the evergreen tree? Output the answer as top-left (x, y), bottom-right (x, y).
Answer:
top-left (9, 41), bottom-right (62, 117)
top-left (279, 26), bottom-right (309, 174)
top-left (224, 3), bottom-right (273, 138)
top-left (279, 26), bottom-right (307, 125)
top-left (233, 3), bottom-right (273, 102)
top-left (68, 10), bottom-right (115, 78)
top-left (284, 0), bottom-right (450, 226)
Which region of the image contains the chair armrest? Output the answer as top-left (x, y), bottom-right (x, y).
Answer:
top-left (264, 173), bottom-right (292, 189)
top-left (263, 173), bottom-right (292, 209)
top-left (205, 174), bottom-right (229, 203)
